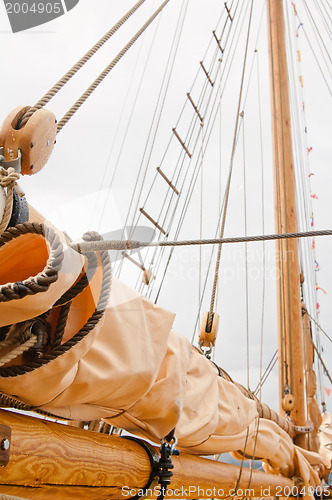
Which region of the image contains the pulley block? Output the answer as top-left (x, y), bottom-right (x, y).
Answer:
top-left (0, 105), bottom-right (57, 175)
top-left (199, 312), bottom-right (219, 348)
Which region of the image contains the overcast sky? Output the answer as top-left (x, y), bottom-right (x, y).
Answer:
top-left (0, 0), bottom-right (331, 413)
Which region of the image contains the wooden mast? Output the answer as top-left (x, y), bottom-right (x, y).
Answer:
top-left (266, 0), bottom-right (308, 447)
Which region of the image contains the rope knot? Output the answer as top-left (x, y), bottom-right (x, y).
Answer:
top-left (0, 167), bottom-right (20, 189)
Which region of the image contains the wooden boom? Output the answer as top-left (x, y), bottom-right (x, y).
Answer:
top-left (0, 409), bottom-right (294, 499)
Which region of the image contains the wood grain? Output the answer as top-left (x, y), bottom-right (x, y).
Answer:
top-left (0, 409), bottom-right (294, 498)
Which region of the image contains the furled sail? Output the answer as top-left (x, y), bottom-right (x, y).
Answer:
top-left (0, 218), bottom-right (328, 491)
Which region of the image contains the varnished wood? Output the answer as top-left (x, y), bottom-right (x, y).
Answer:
top-left (267, 0), bottom-right (308, 448)
top-left (0, 409), bottom-right (294, 499)
top-left (0, 410), bottom-right (150, 489)
top-left (0, 106), bottom-right (57, 176)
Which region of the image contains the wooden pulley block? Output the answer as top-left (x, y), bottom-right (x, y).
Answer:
top-left (199, 312), bottom-right (219, 348)
top-left (142, 269), bottom-right (152, 285)
top-left (0, 105), bottom-right (57, 175)
top-left (282, 393), bottom-right (295, 412)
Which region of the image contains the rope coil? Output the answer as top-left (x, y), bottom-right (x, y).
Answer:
top-left (0, 223), bottom-right (64, 303)
top-left (0, 167), bottom-right (20, 235)
top-left (0, 230), bottom-right (112, 378)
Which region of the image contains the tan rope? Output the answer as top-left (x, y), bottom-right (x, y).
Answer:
top-left (0, 496), bottom-right (30, 500)
top-left (18, 0), bottom-right (148, 128)
top-left (207, 0), bottom-right (254, 332)
top-left (312, 340), bottom-right (332, 385)
top-left (0, 167), bottom-right (20, 235)
top-left (0, 335), bottom-right (37, 367)
top-left (0, 322), bottom-right (33, 348)
top-left (56, 0), bottom-right (172, 132)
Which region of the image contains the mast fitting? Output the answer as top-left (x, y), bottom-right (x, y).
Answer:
top-left (282, 393), bottom-right (295, 412)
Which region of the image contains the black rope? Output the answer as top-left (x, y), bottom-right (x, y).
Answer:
top-left (157, 441), bottom-right (175, 500)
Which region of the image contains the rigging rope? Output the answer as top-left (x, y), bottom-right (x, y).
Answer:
top-left (18, 0), bottom-right (172, 133)
top-left (56, 0), bottom-right (172, 132)
top-left (0, 167), bottom-right (20, 235)
top-left (207, 0), bottom-right (254, 332)
top-left (307, 312), bottom-right (332, 344)
top-left (147, 0), bottom-right (247, 305)
top-left (70, 228), bottom-right (332, 253)
top-left (19, 0), bottom-right (149, 128)
top-left (312, 340), bottom-right (332, 386)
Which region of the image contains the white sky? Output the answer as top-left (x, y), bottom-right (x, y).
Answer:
top-left (0, 0), bottom-right (331, 413)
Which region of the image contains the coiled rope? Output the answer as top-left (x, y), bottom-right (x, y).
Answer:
top-left (0, 167), bottom-right (20, 235)
top-left (0, 231), bottom-right (112, 378)
top-left (0, 223), bottom-right (64, 303)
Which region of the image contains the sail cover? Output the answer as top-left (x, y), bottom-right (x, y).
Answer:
top-left (0, 219), bottom-right (328, 490)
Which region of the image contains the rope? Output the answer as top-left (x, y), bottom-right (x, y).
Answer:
top-left (53, 251), bottom-right (98, 307)
top-left (0, 495), bottom-right (30, 500)
top-left (207, 0), bottom-right (254, 332)
top-left (0, 321), bottom-right (34, 348)
top-left (0, 335), bottom-right (37, 367)
top-left (254, 350), bottom-right (278, 395)
top-left (307, 312), bottom-right (332, 344)
top-left (18, 0), bottom-right (149, 128)
top-left (0, 231), bottom-right (112, 378)
top-left (0, 167), bottom-right (20, 235)
top-left (70, 228), bottom-right (332, 253)
top-left (312, 340), bottom-right (332, 386)
top-left (0, 223), bottom-right (64, 302)
top-left (56, 0), bottom-right (172, 133)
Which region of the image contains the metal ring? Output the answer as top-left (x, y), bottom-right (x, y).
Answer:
top-left (122, 436), bottom-right (160, 500)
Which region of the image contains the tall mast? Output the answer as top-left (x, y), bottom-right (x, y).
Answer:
top-left (266, 0), bottom-right (308, 448)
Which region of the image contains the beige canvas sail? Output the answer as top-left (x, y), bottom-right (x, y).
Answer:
top-left (0, 219), bottom-right (329, 492)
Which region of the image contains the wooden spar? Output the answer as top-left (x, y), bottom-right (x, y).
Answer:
top-left (266, 0), bottom-right (308, 447)
top-left (0, 409), bottom-right (295, 499)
